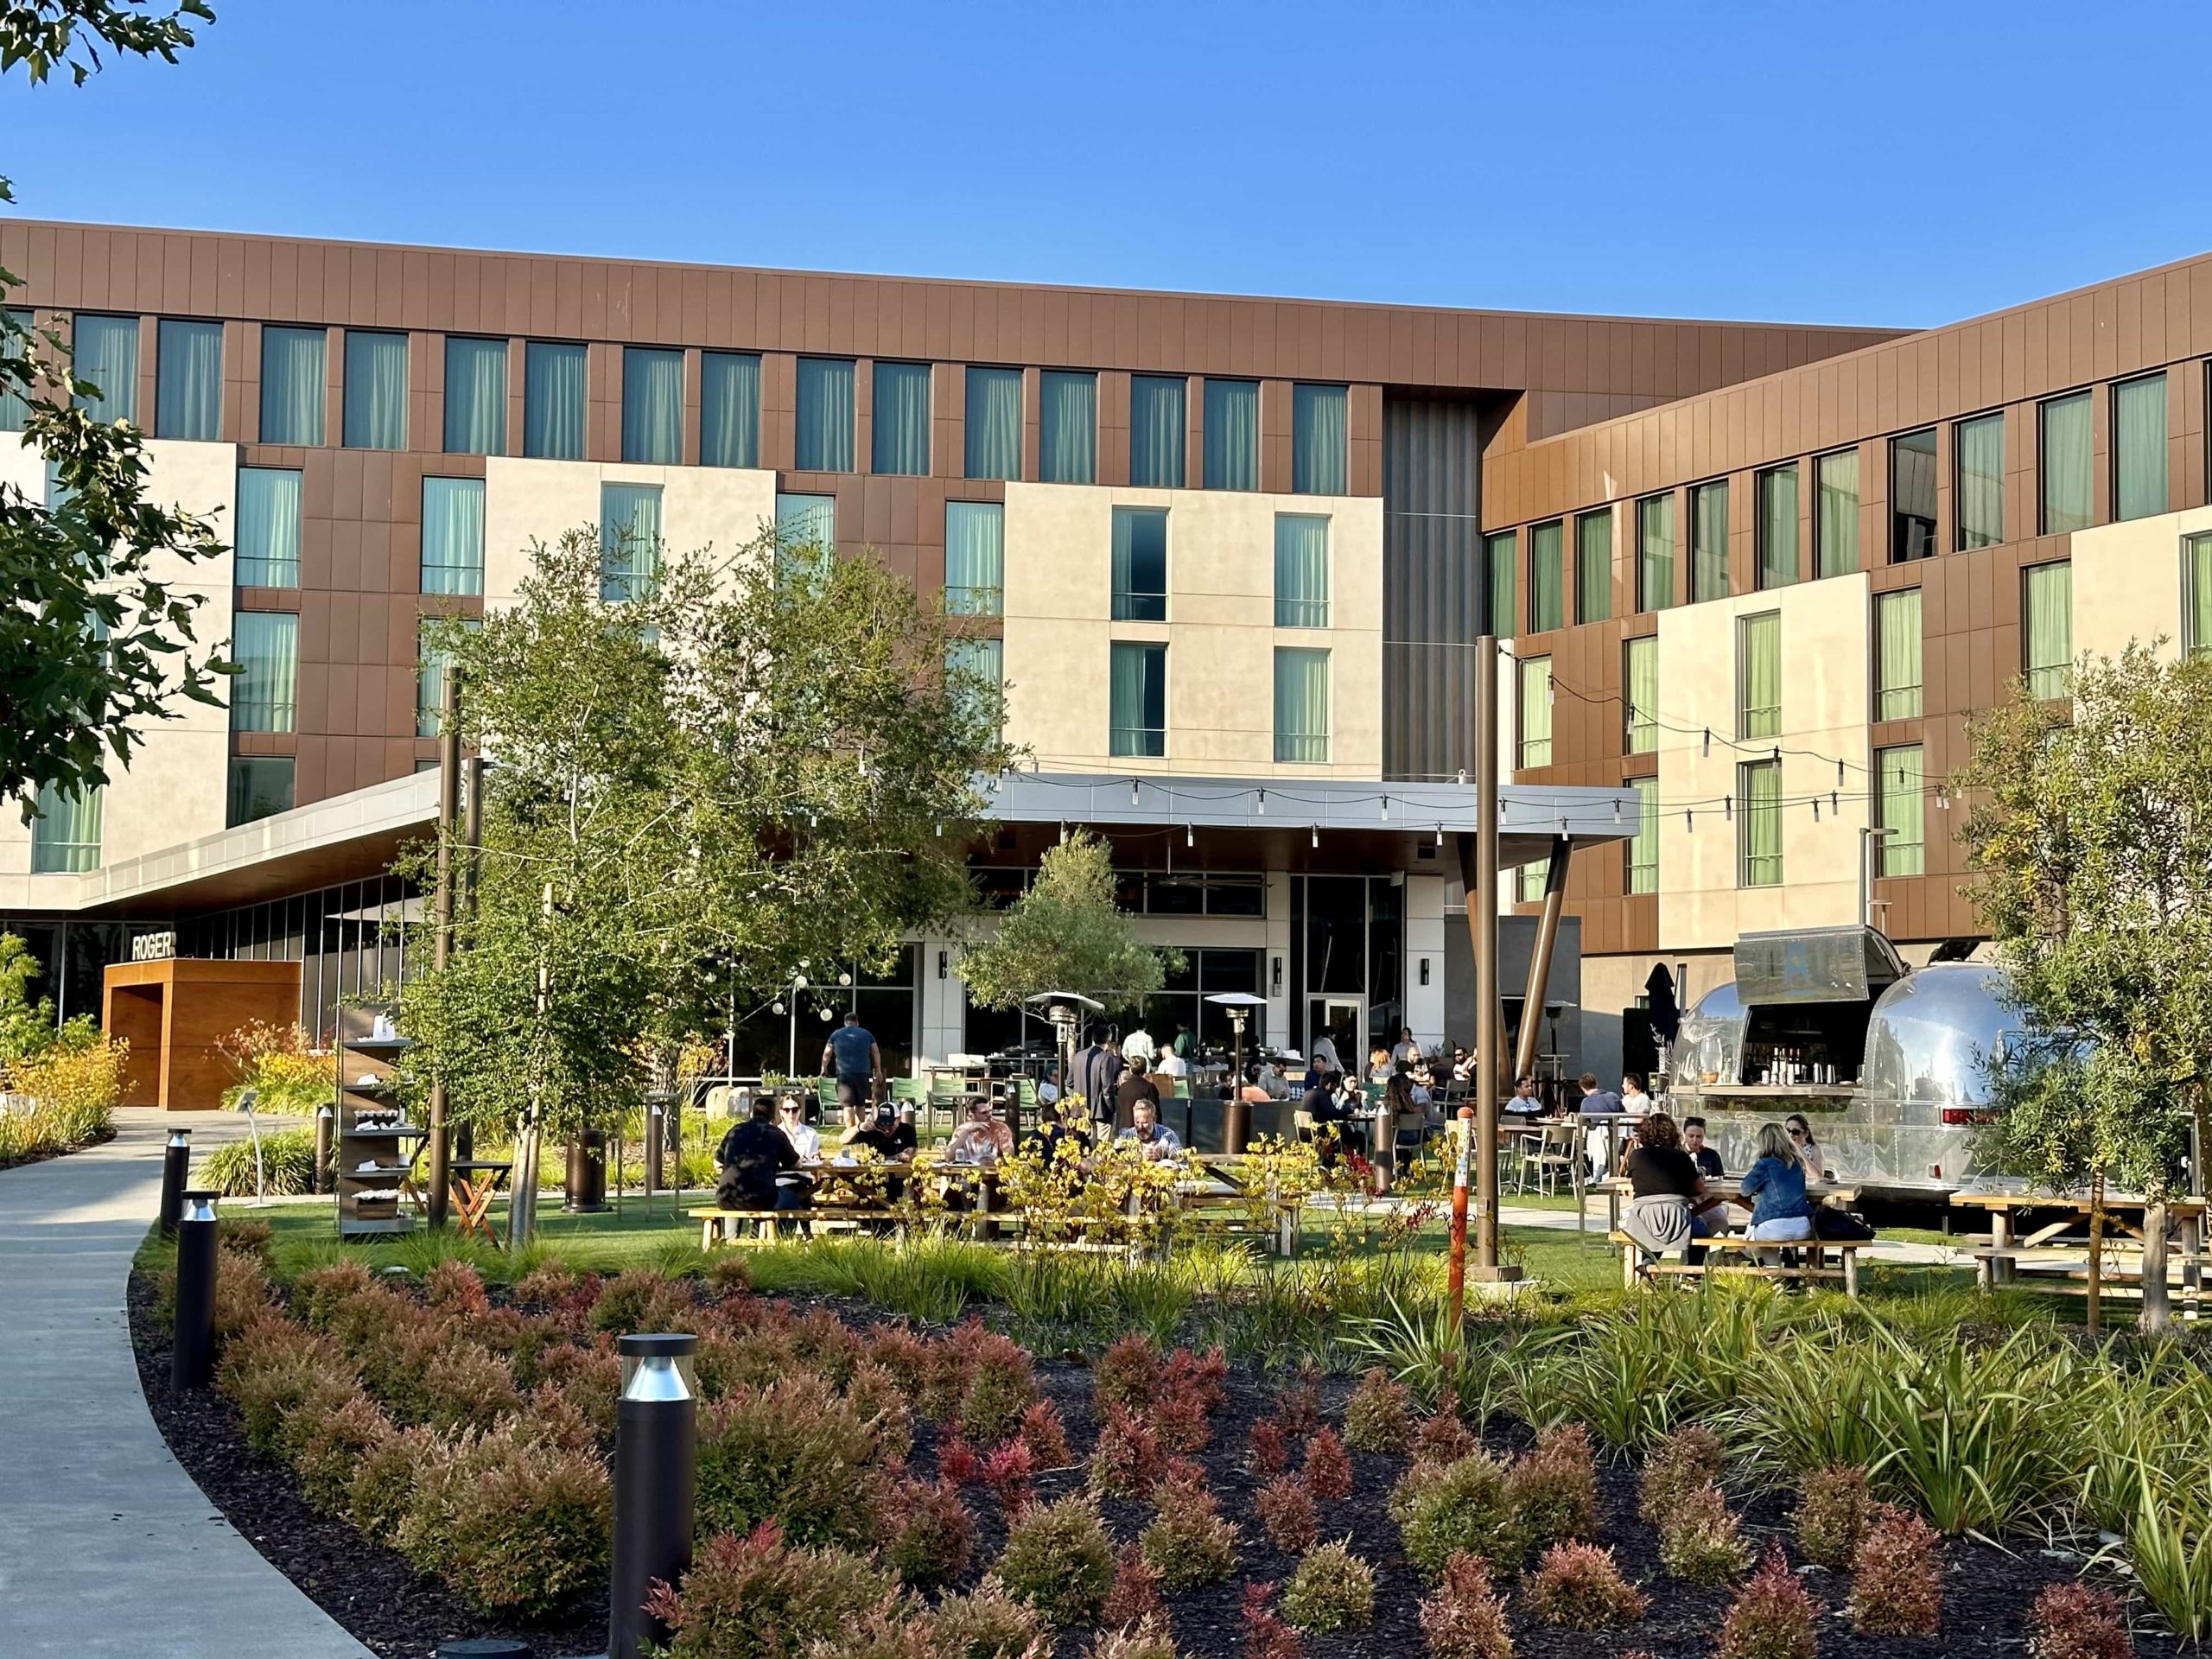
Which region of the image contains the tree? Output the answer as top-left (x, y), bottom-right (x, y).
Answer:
top-left (958, 830), bottom-right (1180, 1012)
top-left (1955, 642), bottom-right (2212, 1331)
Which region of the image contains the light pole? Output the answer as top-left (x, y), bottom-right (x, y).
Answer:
top-left (1858, 826), bottom-right (1897, 929)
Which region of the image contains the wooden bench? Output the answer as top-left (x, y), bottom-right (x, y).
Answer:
top-left (1973, 1243), bottom-right (2204, 1307)
top-left (692, 1206), bottom-right (901, 1249)
top-left (1611, 1231), bottom-right (1867, 1297)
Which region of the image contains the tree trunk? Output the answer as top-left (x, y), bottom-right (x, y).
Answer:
top-left (2086, 1169), bottom-right (2105, 1336)
top-left (2143, 1193), bottom-right (2172, 1334)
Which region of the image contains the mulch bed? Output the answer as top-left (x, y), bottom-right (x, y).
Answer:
top-left (129, 1269), bottom-right (2172, 1659)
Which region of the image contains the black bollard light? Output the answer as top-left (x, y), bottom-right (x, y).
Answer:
top-left (434, 1642), bottom-right (533, 1659)
top-left (608, 1332), bottom-right (698, 1659)
top-left (172, 1189), bottom-right (220, 1390)
top-left (157, 1128), bottom-right (192, 1240)
top-left (313, 1105), bottom-right (334, 1197)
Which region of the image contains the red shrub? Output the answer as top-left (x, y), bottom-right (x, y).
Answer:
top-left (980, 1437), bottom-right (1037, 1510)
top-left (1255, 1475), bottom-right (1320, 1554)
top-left (1017, 1399), bottom-right (1071, 1467)
top-left (1151, 1386), bottom-right (1210, 1454)
top-left (1301, 1427), bottom-right (1352, 1502)
top-left (1103, 1539), bottom-right (1166, 1630)
top-left (885, 1478), bottom-right (972, 1590)
top-left (933, 1319), bottom-right (1038, 1445)
top-left (1090, 1402), bottom-right (1166, 1499)
top-left (1414, 1411), bottom-right (1476, 1466)
top-left (1163, 1345), bottom-right (1228, 1412)
top-left (421, 1257), bottom-right (491, 1318)
top-left (1715, 1548), bottom-right (1820, 1659)
top-left (1419, 1552), bottom-right (1514, 1659)
top-left (1095, 1332), bottom-right (1163, 1412)
top-left (1793, 1464), bottom-right (1877, 1569)
top-left (1157, 1455), bottom-right (1209, 1497)
top-left (1638, 1426), bottom-right (1726, 1525)
top-left (1523, 1541), bottom-right (1649, 1630)
top-left (1850, 1507), bottom-right (1942, 1637)
top-left (2029, 1582), bottom-right (2135, 1659)
top-left (1242, 1581), bottom-right (1304, 1659)
top-left (1247, 1418), bottom-right (1291, 1478)
top-left (866, 1325), bottom-right (933, 1401)
top-left (1508, 1422), bottom-right (1600, 1549)
top-left (1270, 1381), bottom-right (1323, 1439)
top-left (938, 1434), bottom-right (982, 1486)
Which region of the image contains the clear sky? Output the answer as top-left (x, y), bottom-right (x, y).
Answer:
top-left (3, 0), bottom-right (2209, 330)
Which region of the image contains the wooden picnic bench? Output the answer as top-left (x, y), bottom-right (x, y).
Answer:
top-left (692, 1205), bottom-right (902, 1248)
top-left (1952, 1191), bottom-right (2207, 1306)
top-left (1609, 1230), bottom-right (1867, 1297)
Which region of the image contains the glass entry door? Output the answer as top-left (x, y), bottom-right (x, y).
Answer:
top-left (1307, 995), bottom-right (1363, 1069)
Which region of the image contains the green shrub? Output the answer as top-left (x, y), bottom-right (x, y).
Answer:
top-left (1522, 1541), bottom-right (1648, 1630)
top-left (293, 1258), bottom-right (378, 1330)
top-left (535, 1340), bottom-right (622, 1440)
top-left (394, 1421), bottom-right (611, 1616)
top-left (194, 1128), bottom-right (318, 1197)
top-left (1281, 1539), bottom-right (1376, 1632)
top-left (346, 1422), bottom-right (434, 1541)
top-left (1657, 1483), bottom-right (1751, 1584)
top-left (1255, 1473), bottom-right (1319, 1554)
top-left (1849, 1507), bottom-right (1942, 1637)
top-left (929, 1580), bottom-right (1052, 1658)
top-left (421, 1257), bottom-right (491, 1316)
top-left (645, 1522), bottom-right (899, 1659)
top-left (1793, 1464), bottom-right (1876, 1569)
top-left (995, 1494), bottom-right (1116, 1626)
top-left (1094, 1332), bottom-right (1161, 1412)
top-left (1344, 1365), bottom-right (1414, 1453)
top-left (1414, 1409), bottom-right (1477, 1465)
top-left (2028, 1581), bottom-right (2135, 1659)
top-left (214, 1317), bottom-right (352, 1453)
top-left (1715, 1547), bottom-right (1820, 1659)
top-left (1508, 1422), bottom-right (1599, 1550)
top-left (420, 1342), bottom-right (522, 1434)
top-left (1391, 1451), bottom-right (1522, 1580)
top-left (1418, 1550), bottom-right (1516, 1659)
top-left (1084, 1615), bottom-right (1179, 1658)
top-left (884, 1478), bottom-right (971, 1591)
top-left (589, 1268), bottom-right (700, 1335)
top-left (290, 1390), bottom-right (395, 1515)
top-left (694, 1373), bottom-right (893, 1549)
top-left (213, 1248), bottom-right (276, 1341)
top-left (1139, 1479), bottom-right (1238, 1592)
top-left (1637, 1425), bottom-right (1725, 1524)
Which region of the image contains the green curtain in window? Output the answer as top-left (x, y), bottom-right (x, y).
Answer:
top-left (1626, 636), bottom-right (1657, 753)
top-left (1739, 612), bottom-right (1781, 739)
top-left (1576, 509), bottom-right (1611, 623)
top-left (2190, 534), bottom-right (2212, 658)
top-left (1876, 589), bottom-right (1922, 720)
top-left (1039, 370), bottom-right (1096, 484)
top-left (775, 493), bottom-right (835, 587)
top-left (1758, 466), bottom-right (1799, 588)
top-left (232, 612), bottom-right (298, 733)
top-left (944, 500), bottom-right (1004, 615)
top-left (1203, 378), bottom-right (1258, 490)
top-left (1518, 656), bottom-right (1552, 767)
top-left (260, 327), bottom-right (325, 446)
top-left (1956, 413), bottom-right (2004, 549)
top-left (156, 319), bottom-right (221, 440)
top-left (1741, 760), bottom-right (1782, 887)
top-left (1111, 507), bottom-right (1168, 621)
top-left (73, 314), bottom-right (137, 423)
top-left (1110, 642), bottom-right (1166, 757)
top-left (2115, 373), bottom-right (2168, 522)
top-left (2040, 391), bottom-right (2093, 533)
top-left (964, 366), bottom-right (1020, 480)
top-left (30, 779), bottom-right (102, 873)
top-left (2024, 561), bottom-right (2073, 697)
top-left (1878, 746), bottom-right (1924, 876)
top-left (1529, 521), bottom-right (1563, 632)
top-left (417, 625), bottom-right (449, 740)
top-left (698, 352), bottom-right (760, 468)
top-left (796, 357), bottom-right (855, 472)
top-left (601, 483), bottom-right (664, 601)
top-left (422, 476), bottom-right (486, 597)
top-left (0, 307), bottom-right (33, 430)
top-left (343, 330), bottom-right (407, 449)
top-left (1129, 375), bottom-right (1185, 488)
top-left (946, 638), bottom-right (1003, 733)
top-left (524, 341), bottom-right (587, 460)
top-left (236, 467), bottom-right (302, 587)
top-left (1815, 450), bottom-right (1859, 577)
top-left (444, 336), bottom-right (506, 455)
top-left (1292, 384), bottom-right (1347, 494)
top-left (873, 361), bottom-right (931, 475)
top-left (622, 346), bottom-right (683, 465)
top-left (1625, 777), bottom-right (1658, 895)
top-left (1692, 480), bottom-right (1729, 601)
top-left (227, 757), bottom-right (294, 826)
top-left (1273, 648), bottom-right (1330, 763)
top-left (1274, 514), bottom-right (1329, 627)
top-left (1484, 530), bottom-right (1516, 636)
top-left (1637, 496), bottom-right (1675, 612)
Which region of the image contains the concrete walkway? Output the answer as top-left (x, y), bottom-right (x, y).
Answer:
top-left (0, 1108), bottom-right (371, 1659)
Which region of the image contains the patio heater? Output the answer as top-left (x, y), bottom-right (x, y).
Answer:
top-left (1205, 991), bottom-right (1267, 1154)
top-left (1025, 990), bottom-right (1102, 1138)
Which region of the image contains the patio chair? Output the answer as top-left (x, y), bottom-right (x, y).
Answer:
top-left (1520, 1123), bottom-right (1577, 1198)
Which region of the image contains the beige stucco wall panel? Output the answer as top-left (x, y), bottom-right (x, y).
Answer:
top-left (2070, 506), bottom-right (2212, 664)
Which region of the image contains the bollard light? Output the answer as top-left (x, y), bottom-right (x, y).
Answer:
top-left (313, 1105), bottom-right (334, 1197)
top-left (608, 1332), bottom-right (698, 1659)
top-left (157, 1128), bottom-right (192, 1240)
top-left (172, 1189), bottom-right (220, 1391)
top-left (434, 1641), bottom-right (533, 1659)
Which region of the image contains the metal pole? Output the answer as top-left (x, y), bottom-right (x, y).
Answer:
top-left (312, 1105), bottom-right (334, 1196)
top-left (1859, 825), bottom-right (1897, 930)
top-left (1513, 836), bottom-right (1573, 1084)
top-left (172, 1191), bottom-right (220, 1390)
top-left (1464, 632), bottom-right (1516, 1281)
top-left (157, 1128), bottom-right (191, 1240)
top-left (427, 669), bottom-right (461, 1228)
top-left (609, 1332), bottom-right (698, 1659)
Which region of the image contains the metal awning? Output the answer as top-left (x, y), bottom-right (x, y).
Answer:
top-left (1732, 925), bottom-right (1908, 1006)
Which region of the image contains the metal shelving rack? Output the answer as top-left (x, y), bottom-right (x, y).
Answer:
top-left (334, 1026), bottom-right (422, 1239)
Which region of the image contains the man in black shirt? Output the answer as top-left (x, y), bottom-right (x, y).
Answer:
top-left (715, 1096), bottom-right (801, 1211)
top-left (837, 1100), bottom-right (917, 1208)
top-left (1071, 1023), bottom-right (1122, 1128)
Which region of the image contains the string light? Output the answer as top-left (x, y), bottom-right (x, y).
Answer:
top-left (1701, 728), bottom-right (1712, 757)
top-left (1611, 798), bottom-right (1622, 824)
top-left (1311, 825), bottom-right (1319, 849)
top-left (1435, 823), bottom-right (1445, 847)
top-left (1255, 788), bottom-right (1266, 814)
top-left (1378, 794), bottom-right (1390, 820)
top-left (1185, 823), bottom-right (1194, 849)
top-left (1811, 798), bottom-right (1821, 822)
top-left (1724, 796), bottom-right (1733, 822)
top-left (1130, 779), bottom-right (1141, 806)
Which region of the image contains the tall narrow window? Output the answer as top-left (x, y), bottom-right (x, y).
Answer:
top-left (1738, 759), bottom-right (1783, 887)
top-left (231, 612), bottom-right (299, 733)
top-left (1111, 507), bottom-right (1169, 621)
top-left (1873, 588), bottom-right (1922, 720)
top-left (416, 617), bottom-right (480, 738)
top-left (621, 346), bottom-right (682, 465)
top-left (1484, 529), bottom-right (1516, 636)
top-left (1876, 745), bottom-right (1924, 877)
top-left (795, 357), bottom-right (855, 472)
top-left (259, 326), bottom-right (326, 446)
top-left (1955, 411), bottom-right (2004, 549)
top-left (226, 757), bottom-right (293, 827)
top-left (701, 351), bottom-right (761, 467)
top-left (946, 638), bottom-right (1003, 735)
top-left (1575, 507), bottom-right (1611, 623)
top-left (421, 476), bottom-right (486, 596)
top-left (1738, 612), bottom-right (1781, 740)
top-left (1274, 648), bottom-right (1330, 764)
top-left (2186, 531), bottom-right (2212, 658)
top-left (235, 467), bottom-right (302, 587)
top-left (2114, 372), bottom-right (2168, 522)
top-left (1517, 655), bottom-right (1552, 768)
top-left (599, 482), bottom-right (663, 602)
top-left (1757, 463), bottom-right (1799, 588)
top-left (1129, 374), bottom-right (1185, 488)
top-left (1516, 861), bottom-right (1547, 904)
top-left (2023, 560), bottom-right (2072, 699)
top-left (1624, 635), bottom-right (1657, 754)
top-left (1203, 378), bottom-right (1258, 490)
top-left (964, 365), bottom-right (1021, 480)
top-left (873, 360), bottom-right (931, 475)
top-left (1274, 514), bottom-right (1330, 627)
top-left (524, 340), bottom-right (587, 460)
top-left (1637, 494), bottom-right (1675, 612)
top-left (443, 336), bottom-right (506, 455)
top-left (156, 319), bottom-right (221, 440)
top-left (2039, 390), bottom-right (2094, 533)
top-left (1109, 641), bottom-right (1167, 758)
top-left (1627, 775), bottom-right (1658, 895)
top-left (1691, 480), bottom-right (1729, 601)
top-left (1815, 448), bottom-right (1859, 577)
top-left (30, 780), bottom-right (101, 873)
top-left (1529, 520), bottom-right (1563, 632)
top-left (342, 330), bottom-right (407, 449)
top-left (72, 314), bottom-right (137, 423)
top-left (0, 306), bottom-right (33, 431)
top-left (775, 493), bottom-right (835, 587)
top-left (1891, 428), bottom-right (1938, 560)
top-left (944, 500), bottom-right (1004, 616)
top-left (1293, 384), bottom-right (1347, 494)
top-left (1039, 370), bottom-right (1096, 484)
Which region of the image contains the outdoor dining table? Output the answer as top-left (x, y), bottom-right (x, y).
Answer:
top-left (448, 1159), bottom-right (512, 1245)
top-left (1950, 1189), bottom-right (2208, 1294)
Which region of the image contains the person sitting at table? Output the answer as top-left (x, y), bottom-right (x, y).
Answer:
top-left (1116, 1065), bottom-right (1161, 1128)
top-left (1510, 1074), bottom-right (1543, 1113)
top-left (1236, 1064), bottom-right (1274, 1105)
top-left (1619, 1111), bottom-right (1705, 1260)
top-left (1302, 1068), bottom-right (1363, 1160)
top-left (1738, 1121), bottom-right (1815, 1253)
top-left (1784, 1114), bottom-right (1829, 1184)
top-left (1452, 1045), bottom-right (1476, 1084)
top-left (1681, 1115), bottom-right (1724, 1181)
top-left (1579, 1071), bottom-right (1626, 1180)
top-left (715, 1095), bottom-right (803, 1212)
top-left (838, 1097), bottom-right (918, 1205)
top-left (948, 1097), bottom-right (1014, 1165)
top-left (1024, 1095), bottom-right (1093, 1173)
top-left (1252, 1058), bottom-right (1286, 1099)
top-left (1036, 1062), bottom-right (1062, 1107)
top-left (1116, 1096), bottom-right (1185, 1161)
top-left (772, 1094), bottom-right (821, 1213)
top-left (1366, 1045), bottom-right (1394, 1085)
top-left (1620, 1072), bottom-right (1655, 1116)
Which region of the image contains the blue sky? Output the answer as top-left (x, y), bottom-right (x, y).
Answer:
top-left (3, 0), bottom-right (2209, 329)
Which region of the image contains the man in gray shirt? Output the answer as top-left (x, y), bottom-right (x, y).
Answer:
top-left (822, 1011), bottom-right (882, 1110)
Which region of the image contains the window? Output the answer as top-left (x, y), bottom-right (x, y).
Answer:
top-left (1891, 428), bottom-right (1937, 560)
top-left (1627, 775), bottom-right (1658, 895)
top-left (1203, 378), bottom-right (1258, 490)
top-left (946, 637), bottom-right (1003, 734)
top-left (600, 482), bottom-right (663, 602)
top-left (1484, 529), bottom-right (1516, 636)
top-left (1293, 384), bottom-right (1347, 494)
top-left (1129, 374), bottom-right (1185, 488)
top-left (1738, 612), bottom-right (1780, 740)
top-left (1529, 520), bottom-right (1563, 632)
top-left (964, 365), bottom-right (1020, 480)
top-left (1039, 370), bottom-right (1096, 484)
top-left (1575, 508), bottom-right (1611, 623)
top-left (775, 493), bottom-right (835, 587)
top-left (621, 346), bottom-right (682, 465)
top-left (1737, 759), bottom-right (1782, 887)
top-left (1873, 588), bottom-right (1922, 721)
top-left (795, 357), bottom-right (855, 472)
top-left (416, 617), bottom-right (480, 738)
top-left (342, 330), bottom-right (407, 449)
top-left (1876, 745), bottom-right (1924, 878)
top-left (1111, 506), bottom-right (1168, 620)
top-left (524, 341), bottom-right (587, 460)
top-left (30, 780), bottom-right (100, 873)
top-left (0, 306), bottom-right (32, 430)
top-left (701, 351), bottom-right (761, 468)
top-left (2114, 372), bottom-right (2168, 522)
top-left (2186, 531), bottom-right (2212, 658)
top-left (235, 467), bottom-right (302, 587)
top-left (1691, 480), bottom-right (1729, 601)
top-left (1955, 411), bottom-right (2004, 549)
top-left (1273, 647), bottom-right (1330, 763)
top-left (422, 476), bottom-right (486, 596)
top-left (2023, 560), bottom-right (2072, 699)
top-left (2039, 390), bottom-right (2094, 533)
top-left (231, 611), bottom-right (298, 733)
top-left (259, 326), bottom-right (326, 446)
top-left (873, 360), bottom-right (931, 475)
top-left (443, 336), bottom-right (506, 455)
top-left (1274, 514), bottom-right (1330, 627)
top-left (1815, 448), bottom-right (1859, 578)
top-left (72, 314), bottom-right (137, 423)
top-left (1517, 861), bottom-right (1547, 903)
top-left (1109, 641), bottom-right (1166, 757)
top-left (1624, 635), bottom-right (1657, 753)
top-left (944, 500), bottom-right (1003, 615)
top-left (1637, 494), bottom-right (1675, 612)
top-left (1757, 463), bottom-right (1799, 588)
top-left (156, 319), bottom-right (221, 440)
top-left (226, 756), bottom-right (293, 827)
top-left (1516, 655), bottom-right (1552, 768)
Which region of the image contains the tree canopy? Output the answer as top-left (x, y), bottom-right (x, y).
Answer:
top-left (957, 830), bottom-right (1180, 1012)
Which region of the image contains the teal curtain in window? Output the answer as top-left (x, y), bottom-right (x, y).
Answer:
top-left (1111, 507), bottom-right (1168, 620)
top-left (236, 467), bottom-right (302, 587)
top-left (1109, 642), bottom-right (1166, 758)
top-left (1273, 648), bottom-right (1329, 763)
top-left (1274, 514), bottom-right (1329, 627)
top-left (422, 476), bottom-right (486, 596)
top-left (1691, 480), bottom-right (1729, 601)
top-left (622, 346), bottom-right (683, 464)
top-left (775, 493), bottom-right (836, 587)
top-left (1203, 378), bottom-right (1258, 490)
top-left (601, 483), bottom-right (664, 601)
top-left (1292, 384), bottom-right (1347, 495)
top-left (873, 361), bottom-right (931, 475)
top-left (945, 638), bottom-right (1003, 734)
top-left (2190, 534), bottom-right (2212, 658)
top-left (342, 330), bottom-right (407, 449)
top-left (30, 780), bottom-right (102, 873)
top-left (699, 352), bottom-right (760, 468)
top-left (964, 366), bottom-right (1020, 480)
top-left (156, 319), bottom-right (221, 440)
top-left (1517, 657), bottom-right (1552, 768)
top-left (2039, 391), bottom-right (2093, 533)
top-left (1484, 530), bottom-right (1516, 636)
top-left (73, 314), bottom-right (137, 423)
top-left (1625, 635), bottom-right (1657, 753)
top-left (226, 756), bottom-right (294, 827)
top-left (1129, 375), bottom-right (1185, 488)
top-left (944, 501), bottom-right (1004, 615)
top-left (1576, 508), bottom-right (1611, 623)
top-left (1637, 495), bottom-right (1675, 612)
top-left (1877, 745), bottom-right (1924, 876)
top-left (43, 456), bottom-right (67, 511)
top-left (1815, 449), bottom-right (1859, 577)
top-left (1740, 760), bottom-right (1782, 887)
top-left (1758, 465), bottom-right (1799, 588)
top-left (1875, 589), bottom-right (1922, 720)
top-left (260, 327), bottom-right (326, 446)
top-left (2024, 561), bottom-right (2072, 698)
top-left (524, 340), bottom-right (587, 460)
top-left (796, 357), bottom-right (855, 472)
top-left (1956, 413), bottom-right (2004, 549)
top-left (0, 307), bottom-right (33, 430)
top-left (2115, 373), bottom-right (2167, 522)
top-left (232, 612), bottom-right (298, 733)
top-left (1739, 612), bottom-right (1780, 739)
top-left (1529, 521), bottom-right (1563, 632)
top-left (1039, 370), bottom-right (1096, 484)
top-left (1628, 776), bottom-right (1658, 894)
top-left (443, 336), bottom-right (506, 454)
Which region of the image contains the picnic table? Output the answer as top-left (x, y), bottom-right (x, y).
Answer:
top-left (1950, 1189), bottom-right (2208, 1304)
top-left (448, 1159), bottom-right (512, 1245)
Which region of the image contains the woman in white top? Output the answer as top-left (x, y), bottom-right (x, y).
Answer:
top-left (1158, 1048), bottom-right (1189, 1078)
top-left (1784, 1114), bottom-right (1827, 1184)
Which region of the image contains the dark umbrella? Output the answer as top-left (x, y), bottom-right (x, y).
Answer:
top-left (1644, 963), bottom-right (1681, 1047)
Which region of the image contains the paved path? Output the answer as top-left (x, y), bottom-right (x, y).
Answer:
top-left (0, 1108), bottom-right (372, 1659)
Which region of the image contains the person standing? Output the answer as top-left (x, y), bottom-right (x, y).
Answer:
top-left (1071, 1023), bottom-right (1123, 1126)
top-left (822, 1009), bottom-right (883, 1113)
top-left (1171, 1021), bottom-right (1194, 1061)
top-left (1121, 1021), bottom-right (1157, 1074)
top-left (1620, 1072), bottom-right (1654, 1116)
top-left (1577, 1071), bottom-right (1625, 1180)
top-left (1115, 1064), bottom-right (1161, 1128)
top-left (1390, 1026), bottom-right (1421, 1067)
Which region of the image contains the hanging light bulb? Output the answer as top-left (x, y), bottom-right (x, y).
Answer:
top-left (1456, 768), bottom-right (1468, 785)
top-left (1812, 798), bottom-right (1821, 822)
top-left (1058, 821), bottom-right (1068, 841)
top-left (819, 1005), bottom-right (835, 1022)
top-left (1379, 794), bottom-right (1389, 820)
top-left (1256, 788), bottom-right (1267, 814)
top-left (1435, 823), bottom-right (1445, 847)
top-left (839, 971), bottom-right (852, 987)
top-left (1831, 791), bottom-right (1839, 813)
top-left (794, 975), bottom-right (809, 990)
top-left (1185, 823), bottom-right (1194, 849)
top-left (1836, 759), bottom-right (1846, 787)
top-left (1311, 824), bottom-right (1319, 849)
top-left (935, 821), bottom-right (943, 837)
top-left (1701, 728), bottom-right (1712, 758)
top-left (1724, 796), bottom-right (1733, 822)
top-left (771, 999), bottom-right (785, 1014)
top-left (1686, 810), bottom-right (1694, 831)
top-left (1771, 746), bottom-right (1781, 763)
top-left (1611, 798), bottom-right (1622, 824)
top-left (1130, 779), bottom-right (1141, 806)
